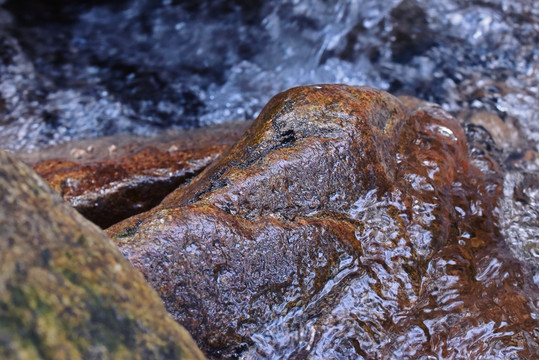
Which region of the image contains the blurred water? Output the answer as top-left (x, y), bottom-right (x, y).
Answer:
top-left (0, 0), bottom-right (536, 150)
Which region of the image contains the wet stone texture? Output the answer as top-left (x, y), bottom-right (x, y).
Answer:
top-left (1, 0), bottom-right (537, 285)
top-left (0, 149), bottom-right (205, 359)
top-left (20, 122), bottom-right (249, 228)
top-left (106, 85), bottom-right (539, 359)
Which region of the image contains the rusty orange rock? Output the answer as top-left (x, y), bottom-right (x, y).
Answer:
top-left (107, 85), bottom-right (539, 358)
top-left (26, 122), bottom-right (249, 228)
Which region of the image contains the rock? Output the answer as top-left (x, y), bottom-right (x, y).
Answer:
top-left (0, 149), bottom-right (205, 359)
top-left (107, 85), bottom-right (539, 358)
top-left (19, 122), bottom-right (249, 228)
top-left (467, 110), bottom-right (519, 149)
top-left (389, 0), bottom-right (434, 63)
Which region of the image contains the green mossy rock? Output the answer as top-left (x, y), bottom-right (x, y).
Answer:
top-left (0, 149), bottom-right (205, 360)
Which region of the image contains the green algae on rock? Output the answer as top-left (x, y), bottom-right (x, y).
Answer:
top-left (107, 85), bottom-right (539, 359)
top-left (0, 149), bottom-right (205, 360)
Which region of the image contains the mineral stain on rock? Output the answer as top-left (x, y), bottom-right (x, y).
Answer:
top-left (107, 85), bottom-right (539, 358)
top-left (20, 122), bottom-right (249, 228)
top-left (0, 149), bottom-right (205, 359)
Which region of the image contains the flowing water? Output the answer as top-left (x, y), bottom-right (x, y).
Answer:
top-left (0, 0), bottom-right (536, 151)
top-left (0, 0), bottom-right (537, 357)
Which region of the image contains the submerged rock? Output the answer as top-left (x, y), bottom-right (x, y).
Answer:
top-left (107, 85), bottom-right (539, 358)
top-left (20, 122), bottom-right (249, 228)
top-left (0, 149), bottom-right (205, 359)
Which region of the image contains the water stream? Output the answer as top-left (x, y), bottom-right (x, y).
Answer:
top-left (1, 0), bottom-right (536, 150)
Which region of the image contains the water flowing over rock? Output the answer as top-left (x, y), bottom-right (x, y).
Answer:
top-left (107, 85), bottom-right (539, 359)
top-left (0, 149), bottom-right (205, 359)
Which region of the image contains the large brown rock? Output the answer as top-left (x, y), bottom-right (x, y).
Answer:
top-left (107, 85), bottom-right (539, 358)
top-left (0, 149), bottom-right (205, 359)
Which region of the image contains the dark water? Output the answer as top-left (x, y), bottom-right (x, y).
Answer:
top-left (0, 0), bottom-right (537, 357)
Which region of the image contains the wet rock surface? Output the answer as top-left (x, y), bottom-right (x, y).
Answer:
top-left (19, 121), bottom-right (249, 228)
top-left (0, 0), bottom-right (536, 278)
top-left (0, 149), bottom-right (205, 359)
top-left (107, 85), bottom-right (539, 359)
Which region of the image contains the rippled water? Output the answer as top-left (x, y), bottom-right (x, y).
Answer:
top-left (236, 98), bottom-right (539, 359)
